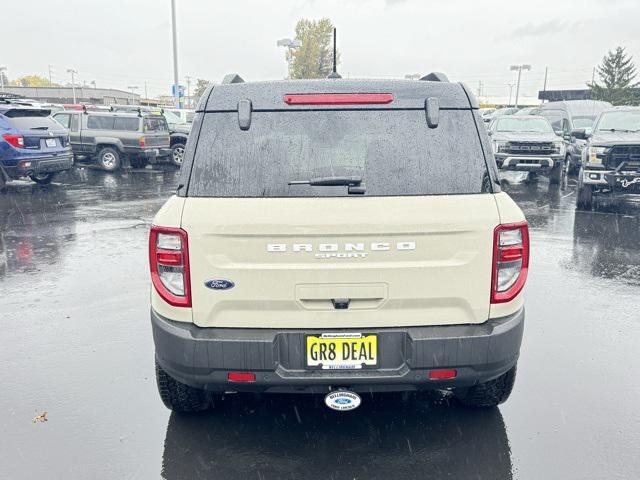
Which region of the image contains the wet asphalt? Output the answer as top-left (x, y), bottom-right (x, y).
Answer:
top-left (0, 166), bottom-right (639, 480)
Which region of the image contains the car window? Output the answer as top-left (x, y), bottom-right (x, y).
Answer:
top-left (6, 114), bottom-right (63, 130)
top-left (596, 110), bottom-right (640, 131)
top-left (53, 113), bottom-right (71, 129)
top-left (572, 117), bottom-right (595, 129)
top-left (186, 112), bottom-right (195, 123)
top-left (113, 117), bottom-right (140, 131)
top-left (188, 110), bottom-right (490, 197)
top-left (162, 111), bottom-right (182, 124)
top-left (87, 116), bottom-right (115, 130)
top-left (143, 117), bottom-right (169, 132)
top-left (540, 110), bottom-right (566, 132)
top-left (495, 117), bottom-right (553, 133)
top-left (70, 114), bottom-right (79, 132)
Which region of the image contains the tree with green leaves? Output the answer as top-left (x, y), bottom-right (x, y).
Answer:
top-left (9, 74), bottom-right (60, 87)
top-left (192, 78), bottom-right (210, 106)
top-left (286, 18), bottom-right (339, 79)
top-left (589, 46), bottom-right (639, 105)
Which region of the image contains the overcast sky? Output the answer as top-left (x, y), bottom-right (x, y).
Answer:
top-left (3, 0), bottom-right (640, 101)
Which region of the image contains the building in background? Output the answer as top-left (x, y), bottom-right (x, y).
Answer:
top-left (1, 86), bottom-right (140, 105)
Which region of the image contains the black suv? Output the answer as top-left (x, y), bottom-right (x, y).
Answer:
top-left (52, 110), bottom-right (171, 171)
top-left (574, 107), bottom-right (640, 209)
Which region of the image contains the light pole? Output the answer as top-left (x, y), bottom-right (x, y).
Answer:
top-left (510, 64), bottom-right (531, 109)
top-left (67, 68), bottom-right (77, 103)
top-left (185, 75), bottom-right (191, 108)
top-left (48, 64), bottom-right (54, 86)
top-left (0, 66), bottom-right (6, 92)
top-left (277, 38), bottom-right (302, 79)
top-left (507, 83), bottom-right (515, 107)
top-left (170, 0), bottom-right (180, 108)
top-left (128, 86), bottom-right (139, 105)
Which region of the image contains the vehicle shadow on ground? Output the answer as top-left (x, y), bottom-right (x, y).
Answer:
top-left (161, 392), bottom-right (513, 480)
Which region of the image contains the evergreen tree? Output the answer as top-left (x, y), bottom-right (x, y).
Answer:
top-left (589, 46), bottom-right (639, 105)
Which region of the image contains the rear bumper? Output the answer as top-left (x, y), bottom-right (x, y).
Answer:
top-left (152, 308), bottom-right (525, 393)
top-left (2, 154), bottom-right (73, 179)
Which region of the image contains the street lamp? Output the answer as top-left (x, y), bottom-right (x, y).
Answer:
top-left (0, 66), bottom-right (6, 92)
top-left (277, 38), bottom-right (302, 79)
top-left (170, 0), bottom-right (180, 108)
top-left (128, 86), bottom-right (139, 105)
top-left (510, 64), bottom-right (531, 109)
top-left (507, 83), bottom-right (515, 107)
top-left (67, 68), bottom-right (78, 103)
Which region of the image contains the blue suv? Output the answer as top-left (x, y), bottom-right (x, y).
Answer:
top-left (0, 104), bottom-right (73, 185)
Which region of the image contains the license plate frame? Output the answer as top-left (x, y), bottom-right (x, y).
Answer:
top-left (305, 333), bottom-right (378, 370)
top-left (45, 138), bottom-right (57, 148)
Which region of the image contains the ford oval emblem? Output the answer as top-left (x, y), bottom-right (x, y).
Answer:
top-left (324, 390), bottom-right (361, 412)
top-left (204, 279), bottom-right (235, 290)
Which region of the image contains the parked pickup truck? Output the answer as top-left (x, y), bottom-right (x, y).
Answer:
top-left (52, 110), bottom-right (171, 171)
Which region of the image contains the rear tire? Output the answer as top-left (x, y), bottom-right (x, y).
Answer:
top-left (454, 366), bottom-right (517, 408)
top-left (97, 147), bottom-right (121, 171)
top-left (29, 173), bottom-right (54, 184)
top-left (170, 142), bottom-right (186, 167)
top-left (155, 361), bottom-right (210, 412)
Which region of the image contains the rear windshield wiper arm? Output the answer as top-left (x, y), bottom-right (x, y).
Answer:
top-left (288, 176), bottom-right (363, 187)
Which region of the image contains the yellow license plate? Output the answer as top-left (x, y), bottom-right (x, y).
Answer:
top-left (306, 333), bottom-right (377, 370)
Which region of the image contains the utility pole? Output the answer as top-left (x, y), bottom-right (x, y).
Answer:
top-left (510, 64), bottom-right (531, 109)
top-left (48, 64), bottom-right (54, 86)
top-left (185, 75), bottom-right (191, 108)
top-left (170, 0), bottom-right (180, 108)
top-left (67, 68), bottom-right (77, 103)
top-left (507, 84), bottom-right (515, 107)
top-left (128, 86), bottom-right (139, 105)
top-left (144, 81), bottom-right (149, 106)
top-left (542, 66), bottom-right (548, 104)
top-left (591, 66), bottom-right (596, 86)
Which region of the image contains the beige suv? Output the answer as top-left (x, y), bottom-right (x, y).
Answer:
top-left (149, 73), bottom-right (529, 412)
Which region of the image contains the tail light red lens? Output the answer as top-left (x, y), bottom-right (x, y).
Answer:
top-left (228, 372), bottom-right (256, 382)
top-left (283, 93), bottom-right (394, 105)
top-left (139, 136), bottom-right (146, 148)
top-left (3, 134), bottom-right (25, 149)
top-left (491, 222), bottom-right (529, 304)
top-left (149, 226), bottom-right (191, 307)
top-left (429, 369), bottom-right (457, 380)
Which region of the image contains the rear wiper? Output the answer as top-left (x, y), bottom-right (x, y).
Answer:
top-left (288, 176), bottom-right (362, 187)
top-left (288, 176), bottom-right (366, 194)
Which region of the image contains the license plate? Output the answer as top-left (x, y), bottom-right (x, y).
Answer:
top-left (306, 333), bottom-right (377, 370)
top-left (45, 138), bottom-right (57, 147)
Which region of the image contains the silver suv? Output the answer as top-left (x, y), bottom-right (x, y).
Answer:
top-left (149, 73), bottom-right (529, 412)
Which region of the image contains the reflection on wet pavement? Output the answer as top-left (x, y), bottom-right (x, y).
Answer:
top-left (1, 168), bottom-right (639, 479)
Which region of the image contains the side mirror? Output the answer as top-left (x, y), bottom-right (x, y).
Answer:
top-left (571, 129), bottom-right (589, 140)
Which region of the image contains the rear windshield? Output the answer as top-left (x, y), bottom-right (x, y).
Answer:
top-left (143, 117), bottom-right (168, 132)
top-left (187, 110), bottom-right (489, 197)
top-left (5, 114), bottom-right (62, 131)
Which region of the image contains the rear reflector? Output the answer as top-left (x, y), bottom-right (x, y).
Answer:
top-left (428, 369), bottom-right (457, 380)
top-left (284, 93), bottom-right (393, 105)
top-left (228, 372), bottom-right (256, 382)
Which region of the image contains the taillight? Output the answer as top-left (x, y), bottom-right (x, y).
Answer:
top-left (283, 93), bottom-right (394, 105)
top-left (139, 136), bottom-right (146, 148)
top-left (491, 222), bottom-right (529, 304)
top-left (149, 226), bottom-right (191, 307)
top-left (3, 134), bottom-right (25, 149)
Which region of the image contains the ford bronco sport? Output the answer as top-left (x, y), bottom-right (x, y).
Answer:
top-left (149, 73), bottom-right (529, 412)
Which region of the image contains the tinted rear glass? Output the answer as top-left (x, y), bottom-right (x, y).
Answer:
top-left (188, 110), bottom-right (489, 197)
top-left (87, 116), bottom-right (115, 130)
top-left (143, 117), bottom-right (168, 132)
top-left (6, 115), bottom-right (63, 130)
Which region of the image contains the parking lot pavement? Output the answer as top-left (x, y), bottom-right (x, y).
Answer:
top-left (0, 168), bottom-right (639, 480)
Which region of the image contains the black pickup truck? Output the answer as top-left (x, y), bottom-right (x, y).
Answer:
top-left (574, 107), bottom-right (640, 209)
top-left (52, 110), bottom-right (171, 171)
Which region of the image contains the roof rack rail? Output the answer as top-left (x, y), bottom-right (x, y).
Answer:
top-left (222, 74), bottom-right (245, 84)
top-left (420, 72), bottom-right (450, 83)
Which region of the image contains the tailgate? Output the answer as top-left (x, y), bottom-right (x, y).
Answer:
top-left (181, 194), bottom-right (500, 329)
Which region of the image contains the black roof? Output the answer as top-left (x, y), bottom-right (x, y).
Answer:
top-left (201, 78), bottom-right (477, 111)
